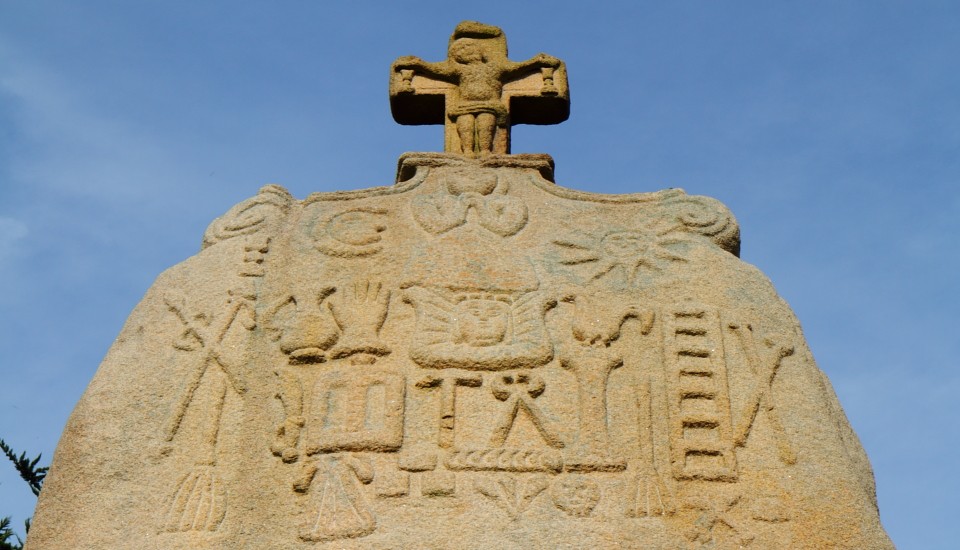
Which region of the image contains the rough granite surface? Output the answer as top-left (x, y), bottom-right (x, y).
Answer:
top-left (27, 154), bottom-right (893, 549)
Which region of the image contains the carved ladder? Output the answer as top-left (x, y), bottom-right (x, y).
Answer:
top-left (663, 305), bottom-right (737, 481)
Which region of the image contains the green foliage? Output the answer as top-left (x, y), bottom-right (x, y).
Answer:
top-left (1, 438), bottom-right (47, 550)
top-left (0, 517), bottom-right (24, 550)
top-left (0, 440), bottom-right (46, 497)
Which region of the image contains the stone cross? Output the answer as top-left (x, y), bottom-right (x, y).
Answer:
top-left (390, 21), bottom-right (569, 158)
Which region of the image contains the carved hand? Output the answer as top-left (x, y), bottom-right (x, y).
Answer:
top-left (328, 280), bottom-right (392, 358)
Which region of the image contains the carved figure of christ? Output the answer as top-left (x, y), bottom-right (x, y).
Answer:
top-left (390, 22), bottom-right (568, 158)
top-left (393, 41), bottom-right (559, 158)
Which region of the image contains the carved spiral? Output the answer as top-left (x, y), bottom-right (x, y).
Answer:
top-left (201, 184), bottom-right (294, 249)
top-left (664, 195), bottom-right (740, 256)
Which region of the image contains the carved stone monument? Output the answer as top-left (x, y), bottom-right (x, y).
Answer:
top-left (28, 21), bottom-right (893, 549)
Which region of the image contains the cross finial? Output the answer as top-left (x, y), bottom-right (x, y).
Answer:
top-left (390, 21), bottom-right (569, 158)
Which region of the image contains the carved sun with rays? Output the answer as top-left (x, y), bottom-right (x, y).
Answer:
top-left (551, 224), bottom-right (691, 287)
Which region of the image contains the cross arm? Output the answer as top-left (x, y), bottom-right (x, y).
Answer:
top-left (390, 57), bottom-right (457, 126)
top-left (501, 56), bottom-right (570, 126)
top-left (502, 53), bottom-right (562, 79)
top-left (392, 56), bottom-right (457, 81)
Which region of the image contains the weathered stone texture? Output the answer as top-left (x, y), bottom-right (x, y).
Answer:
top-left (28, 153), bottom-right (892, 548)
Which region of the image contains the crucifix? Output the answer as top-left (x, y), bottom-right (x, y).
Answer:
top-left (390, 21), bottom-right (570, 158)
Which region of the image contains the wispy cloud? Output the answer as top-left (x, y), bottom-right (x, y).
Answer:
top-left (0, 216), bottom-right (28, 261)
top-left (1, 54), bottom-right (173, 206)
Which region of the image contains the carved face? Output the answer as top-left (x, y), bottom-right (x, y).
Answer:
top-left (600, 231), bottom-right (649, 262)
top-left (450, 39), bottom-right (485, 64)
top-left (551, 477), bottom-right (601, 517)
top-left (454, 299), bottom-right (510, 346)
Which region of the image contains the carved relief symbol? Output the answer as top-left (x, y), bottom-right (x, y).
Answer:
top-left (629, 471), bottom-right (674, 518)
top-left (489, 372), bottom-right (564, 449)
top-left (632, 342), bottom-right (676, 518)
top-left (238, 236), bottom-right (271, 276)
top-left (162, 467), bottom-right (226, 532)
top-left (269, 280), bottom-right (394, 468)
top-left (748, 496), bottom-right (790, 524)
top-left (202, 185), bottom-right (291, 248)
top-left (554, 290), bottom-right (653, 471)
top-left (159, 237), bottom-right (268, 534)
top-left (402, 162), bottom-right (555, 375)
top-left (551, 223), bottom-right (690, 288)
top-left (294, 455), bottom-right (376, 542)
top-left (271, 370), bottom-right (404, 464)
top-left (411, 170), bottom-right (528, 237)
top-left (313, 208), bottom-right (388, 258)
top-left (727, 323), bottom-right (796, 464)
top-left (272, 365), bottom-right (307, 464)
top-left (682, 495), bottom-right (756, 548)
top-left (267, 288), bottom-right (338, 365)
top-left (663, 305), bottom-right (738, 482)
top-left (678, 490), bottom-right (790, 548)
top-left (664, 195), bottom-right (741, 255)
top-left (163, 290), bottom-right (255, 443)
top-left (273, 368), bottom-right (402, 543)
top-left (305, 370), bottom-right (405, 455)
top-left (390, 21), bottom-right (568, 157)
top-left (160, 291), bottom-right (255, 534)
top-left (416, 373), bottom-right (482, 448)
top-left (550, 476), bottom-right (601, 517)
top-left (328, 280), bottom-right (392, 360)
top-left (445, 448), bottom-right (563, 474)
top-left (403, 287), bottom-right (554, 371)
top-left (267, 280), bottom-right (392, 365)
top-left (475, 475), bottom-right (549, 520)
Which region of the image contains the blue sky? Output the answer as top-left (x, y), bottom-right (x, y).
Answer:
top-left (1, 1), bottom-right (957, 547)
